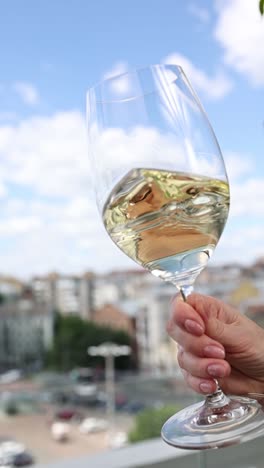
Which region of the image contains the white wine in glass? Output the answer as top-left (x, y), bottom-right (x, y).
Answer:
top-left (87, 64), bottom-right (264, 449)
top-left (103, 168), bottom-right (229, 289)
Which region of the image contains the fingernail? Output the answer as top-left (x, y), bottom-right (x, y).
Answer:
top-left (185, 319), bottom-right (204, 335)
top-left (204, 345), bottom-right (225, 359)
top-left (207, 364), bottom-right (226, 377)
top-left (200, 382), bottom-right (213, 394)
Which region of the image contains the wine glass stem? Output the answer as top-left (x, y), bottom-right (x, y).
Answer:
top-left (179, 285), bottom-right (193, 301)
top-left (179, 287), bottom-right (229, 406)
top-left (180, 285), bottom-right (208, 463)
top-left (206, 380), bottom-right (230, 407)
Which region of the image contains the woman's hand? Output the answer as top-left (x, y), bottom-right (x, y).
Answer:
top-left (167, 293), bottom-right (264, 395)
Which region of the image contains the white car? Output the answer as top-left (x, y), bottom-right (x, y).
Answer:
top-left (51, 422), bottom-right (70, 442)
top-left (0, 439), bottom-right (34, 466)
top-left (73, 384), bottom-right (97, 398)
top-left (0, 440), bottom-right (25, 456)
top-left (79, 417), bottom-right (109, 434)
top-left (0, 370), bottom-right (22, 384)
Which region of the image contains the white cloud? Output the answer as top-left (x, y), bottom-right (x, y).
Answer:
top-left (0, 110), bottom-right (131, 276)
top-left (224, 151), bottom-right (254, 183)
top-left (203, 151), bottom-right (264, 265)
top-left (0, 106), bottom-right (261, 276)
top-left (103, 61), bottom-right (128, 81)
top-left (188, 3), bottom-right (210, 24)
top-left (220, 152), bottom-right (263, 219)
top-left (0, 110), bottom-right (229, 276)
top-left (214, 0), bottom-right (264, 86)
top-left (0, 194), bottom-right (133, 277)
top-left (214, 224), bottom-right (264, 266)
top-left (0, 182), bottom-right (7, 198)
top-left (13, 81), bottom-right (40, 105)
top-left (164, 53), bottom-right (233, 100)
top-left (0, 216), bottom-right (42, 236)
top-left (231, 178), bottom-right (264, 217)
top-left (0, 112), bottom-right (18, 122)
top-left (0, 111), bottom-right (88, 198)
top-left (102, 61), bottom-right (131, 96)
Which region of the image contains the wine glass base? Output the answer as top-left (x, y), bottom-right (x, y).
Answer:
top-left (161, 394), bottom-right (264, 450)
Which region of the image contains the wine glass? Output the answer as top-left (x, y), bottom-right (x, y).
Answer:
top-left (86, 64), bottom-right (264, 449)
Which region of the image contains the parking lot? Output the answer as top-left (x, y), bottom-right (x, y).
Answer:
top-left (0, 407), bottom-right (133, 465)
top-left (0, 372), bottom-right (194, 465)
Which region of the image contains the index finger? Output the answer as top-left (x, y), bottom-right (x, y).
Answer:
top-left (169, 295), bottom-right (205, 336)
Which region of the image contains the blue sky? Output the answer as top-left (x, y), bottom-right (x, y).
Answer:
top-left (0, 0), bottom-right (264, 278)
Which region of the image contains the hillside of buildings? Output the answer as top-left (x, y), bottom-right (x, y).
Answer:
top-left (1, 259), bottom-right (264, 373)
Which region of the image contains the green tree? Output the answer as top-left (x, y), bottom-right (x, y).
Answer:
top-left (0, 293), bottom-right (6, 305)
top-left (3, 400), bottom-right (19, 416)
top-left (46, 314), bottom-right (134, 371)
top-left (129, 405), bottom-right (182, 443)
top-left (260, 0), bottom-right (264, 15)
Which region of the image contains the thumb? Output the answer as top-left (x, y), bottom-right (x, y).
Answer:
top-left (205, 317), bottom-right (238, 347)
top-left (187, 293), bottom-right (240, 347)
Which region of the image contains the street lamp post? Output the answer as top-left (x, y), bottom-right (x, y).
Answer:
top-left (88, 342), bottom-right (131, 429)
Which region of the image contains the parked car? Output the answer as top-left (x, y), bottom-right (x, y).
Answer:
top-left (51, 422), bottom-right (70, 442)
top-left (115, 393), bottom-right (128, 410)
top-left (55, 408), bottom-right (82, 422)
top-left (70, 368), bottom-right (95, 384)
top-left (95, 392), bottom-right (129, 410)
top-left (12, 451), bottom-right (34, 466)
top-left (51, 390), bottom-right (70, 405)
top-left (70, 368), bottom-right (98, 404)
top-left (73, 383), bottom-right (97, 398)
top-left (0, 440), bottom-right (34, 466)
top-left (119, 401), bottom-right (146, 413)
top-left (0, 369), bottom-right (22, 385)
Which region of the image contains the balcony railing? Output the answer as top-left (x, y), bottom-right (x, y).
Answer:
top-left (35, 434), bottom-right (264, 468)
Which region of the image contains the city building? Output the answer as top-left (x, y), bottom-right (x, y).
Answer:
top-left (12, 258), bottom-right (264, 374)
top-left (0, 276), bottom-right (24, 298)
top-left (0, 295), bottom-right (54, 369)
top-left (93, 269), bottom-right (159, 309)
top-left (31, 272), bottom-right (95, 319)
top-left (93, 275), bottom-right (120, 309)
top-left (31, 272), bottom-right (57, 307)
top-left (93, 303), bottom-right (136, 336)
top-left (135, 283), bottom-right (178, 373)
top-left (80, 272), bottom-right (95, 319)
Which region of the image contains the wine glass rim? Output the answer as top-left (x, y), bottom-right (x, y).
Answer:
top-left (87, 63), bottom-right (184, 101)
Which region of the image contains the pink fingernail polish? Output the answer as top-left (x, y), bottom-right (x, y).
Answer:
top-left (185, 319), bottom-right (204, 335)
top-left (207, 364), bottom-right (226, 377)
top-left (200, 382), bottom-right (213, 394)
top-left (204, 345), bottom-right (225, 359)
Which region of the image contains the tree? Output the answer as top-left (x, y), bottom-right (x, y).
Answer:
top-left (0, 293), bottom-right (6, 305)
top-left (46, 314), bottom-right (134, 371)
top-left (129, 405), bottom-right (182, 443)
top-left (260, 0), bottom-right (264, 15)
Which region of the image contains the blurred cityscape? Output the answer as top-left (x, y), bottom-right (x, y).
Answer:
top-left (0, 260), bottom-right (264, 465)
top-left (2, 259), bottom-right (264, 372)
